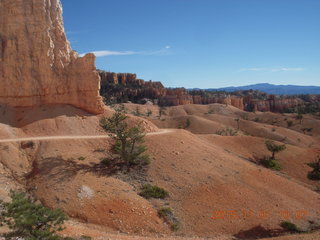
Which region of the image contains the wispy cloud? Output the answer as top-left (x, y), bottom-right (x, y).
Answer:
top-left (80, 46), bottom-right (172, 57)
top-left (240, 67), bottom-right (305, 72)
top-left (240, 68), bottom-right (265, 72)
top-left (270, 67), bottom-right (305, 72)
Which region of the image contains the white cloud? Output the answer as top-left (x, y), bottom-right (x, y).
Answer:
top-left (270, 67), bottom-right (305, 72)
top-left (240, 68), bottom-right (265, 72)
top-left (80, 46), bottom-right (171, 57)
top-left (240, 67), bottom-right (305, 72)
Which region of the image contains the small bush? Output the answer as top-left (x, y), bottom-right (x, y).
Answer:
top-left (287, 120), bottom-right (293, 127)
top-left (307, 171), bottom-right (320, 180)
top-left (139, 184), bottom-right (169, 199)
top-left (158, 207), bottom-right (180, 232)
top-left (272, 128), bottom-right (276, 132)
top-left (265, 140), bottom-right (286, 160)
top-left (307, 156), bottom-right (320, 180)
top-left (78, 156), bottom-right (86, 161)
top-left (171, 223), bottom-right (180, 231)
top-left (80, 236), bottom-right (92, 240)
top-left (216, 127), bottom-right (238, 136)
top-left (100, 158), bottom-right (111, 166)
top-left (146, 110), bottom-right (152, 117)
top-left (280, 221), bottom-right (300, 232)
top-left (261, 158), bottom-right (282, 171)
top-left (254, 117), bottom-right (260, 122)
top-left (20, 141), bottom-right (35, 149)
top-left (158, 207), bottom-right (173, 218)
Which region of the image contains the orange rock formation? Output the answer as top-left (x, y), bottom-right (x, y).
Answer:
top-left (0, 0), bottom-right (104, 114)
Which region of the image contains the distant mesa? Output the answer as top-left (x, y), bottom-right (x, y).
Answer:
top-left (205, 83), bottom-right (320, 95)
top-left (0, 0), bottom-right (104, 114)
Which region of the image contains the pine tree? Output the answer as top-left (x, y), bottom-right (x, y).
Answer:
top-left (100, 105), bottom-right (150, 169)
top-left (0, 191), bottom-right (67, 240)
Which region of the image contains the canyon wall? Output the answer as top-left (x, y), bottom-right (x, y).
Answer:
top-left (0, 0), bottom-right (104, 113)
top-left (99, 70), bottom-right (307, 112)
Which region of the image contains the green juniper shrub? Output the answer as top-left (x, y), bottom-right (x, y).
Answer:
top-left (78, 156), bottom-right (86, 161)
top-left (133, 106), bottom-right (142, 116)
top-left (287, 120), bottom-right (293, 128)
top-left (265, 140), bottom-right (286, 160)
top-left (146, 110), bottom-right (152, 117)
top-left (157, 207), bottom-right (180, 232)
top-left (307, 156), bottom-right (320, 180)
top-left (234, 118), bottom-right (240, 130)
top-left (280, 221), bottom-right (301, 233)
top-left (158, 207), bottom-right (173, 218)
top-left (185, 119), bottom-right (191, 128)
top-left (79, 236), bottom-right (92, 240)
top-left (296, 113), bottom-right (303, 124)
top-left (260, 157), bottom-right (282, 171)
top-left (100, 158), bottom-right (111, 166)
top-left (216, 127), bottom-right (238, 136)
top-left (0, 190), bottom-right (67, 240)
top-left (170, 223), bottom-right (180, 232)
top-left (139, 184), bottom-right (169, 199)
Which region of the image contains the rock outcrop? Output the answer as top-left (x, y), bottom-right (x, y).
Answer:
top-left (99, 71), bottom-right (313, 113)
top-left (0, 0), bottom-right (104, 114)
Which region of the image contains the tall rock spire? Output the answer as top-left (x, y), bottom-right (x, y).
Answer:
top-left (0, 0), bottom-right (104, 114)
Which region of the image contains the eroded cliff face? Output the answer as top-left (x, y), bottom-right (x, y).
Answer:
top-left (0, 0), bottom-right (104, 113)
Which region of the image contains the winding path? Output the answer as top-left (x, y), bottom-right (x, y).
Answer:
top-left (0, 129), bottom-right (175, 144)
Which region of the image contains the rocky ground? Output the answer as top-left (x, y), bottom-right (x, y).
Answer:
top-left (0, 103), bottom-right (319, 240)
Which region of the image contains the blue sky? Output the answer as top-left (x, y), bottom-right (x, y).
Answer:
top-left (61, 0), bottom-right (320, 88)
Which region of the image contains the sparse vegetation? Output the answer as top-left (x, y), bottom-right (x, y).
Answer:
top-left (207, 106), bottom-right (215, 114)
top-left (216, 127), bottom-right (238, 136)
top-left (287, 120), bottom-right (293, 128)
top-left (100, 104), bottom-right (150, 169)
top-left (302, 127), bottom-right (312, 134)
top-left (133, 106), bottom-right (142, 116)
top-left (158, 207), bottom-right (173, 218)
top-left (260, 157), bottom-right (282, 171)
top-left (254, 117), bottom-right (260, 122)
top-left (280, 221), bottom-right (300, 233)
top-left (179, 119), bottom-right (191, 129)
top-left (80, 236), bottom-right (92, 240)
top-left (20, 141), bottom-right (35, 149)
top-left (0, 190), bottom-right (67, 240)
top-left (78, 156), bottom-right (86, 161)
top-left (185, 118), bottom-right (191, 128)
top-left (265, 140), bottom-right (286, 160)
top-left (146, 109), bottom-right (152, 117)
top-left (100, 158), bottom-right (111, 166)
top-left (139, 184), bottom-right (169, 199)
top-left (158, 207), bottom-right (180, 232)
top-left (159, 106), bottom-right (167, 119)
top-left (170, 223), bottom-right (180, 231)
top-left (296, 113), bottom-right (303, 124)
top-left (261, 140), bottom-right (286, 171)
top-left (307, 156), bottom-right (320, 180)
top-left (234, 118), bottom-right (240, 130)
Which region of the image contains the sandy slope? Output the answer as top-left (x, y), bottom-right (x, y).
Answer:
top-left (0, 104), bottom-right (319, 240)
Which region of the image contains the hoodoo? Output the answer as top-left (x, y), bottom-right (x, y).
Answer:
top-left (0, 0), bottom-right (104, 114)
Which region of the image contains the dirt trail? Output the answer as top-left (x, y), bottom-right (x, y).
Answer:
top-left (0, 129), bottom-right (175, 143)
